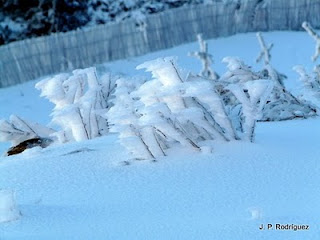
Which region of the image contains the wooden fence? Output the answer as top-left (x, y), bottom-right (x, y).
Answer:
top-left (1, 0), bottom-right (320, 87)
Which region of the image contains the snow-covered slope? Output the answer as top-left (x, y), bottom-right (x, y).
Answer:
top-left (1, 119), bottom-right (320, 240)
top-left (0, 32), bottom-right (320, 239)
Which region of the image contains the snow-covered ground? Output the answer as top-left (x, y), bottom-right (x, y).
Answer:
top-left (1, 31), bottom-right (320, 239)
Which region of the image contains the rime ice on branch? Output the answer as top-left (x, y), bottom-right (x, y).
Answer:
top-left (189, 34), bottom-right (219, 80)
top-left (302, 22), bottom-right (320, 62)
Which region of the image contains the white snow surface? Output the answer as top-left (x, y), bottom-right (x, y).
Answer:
top-left (0, 190), bottom-right (21, 223)
top-left (1, 31), bottom-right (320, 239)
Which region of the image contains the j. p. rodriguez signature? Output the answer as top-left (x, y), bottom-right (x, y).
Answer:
top-left (259, 223), bottom-right (309, 231)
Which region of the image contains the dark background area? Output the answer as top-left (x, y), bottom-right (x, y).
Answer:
top-left (0, 0), bottom-right (207, 45)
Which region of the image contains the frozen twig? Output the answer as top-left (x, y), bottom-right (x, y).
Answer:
top-left (189, 34), bottom-right (219, 80)
top-left (256, 32), bottom-right (274, 65)
top-left (302, 22), bottom-right (320, 62)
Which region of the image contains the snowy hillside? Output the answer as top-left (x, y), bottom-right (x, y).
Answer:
top-left (1, 31), bottom-right (320, 239)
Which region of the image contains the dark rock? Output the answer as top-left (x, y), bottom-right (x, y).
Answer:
top-left (6, 137), bottom-right (53, 156)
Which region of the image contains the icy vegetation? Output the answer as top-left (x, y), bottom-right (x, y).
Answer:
top-left (1, 29), bottom-right (320, 160)
top-left (294, 65), bottom-right (320, 106)
top-left (253, 32), bottom-right (317, 121)
top-left (0, 55), bottom-right (275, 159)
top-left (108, 56), bottom-right (269, 159)
top-left (0, 67), bottom-right (116, 150)
top-left (293, 22), bottom-right (320, 107)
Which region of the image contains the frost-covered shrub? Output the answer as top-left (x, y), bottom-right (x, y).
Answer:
top-left (0, 115), bottom-right (54, 146)
top-left (36, 67), bottom-right (117, 143)
top-left (187, 31), bottom-right (316, 122)
top-left (293, 65), bottom-right (320, 107)
top-left (290, 22), bottom-right (320, 111)
top-left (220, 57), bottom-right (274, 141)
top-left (0, 67), bottom-right (117, 153)
top-left (108, 57), bottom-right (273, 160)
top-left (254, 32), bottom-right (317, 121)
top-left (107, 77), bottom-right (158, 160)
top-left (0, 190), bottom-right (21, 223)
top-left (259, 65), bottom-right (316, 121)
